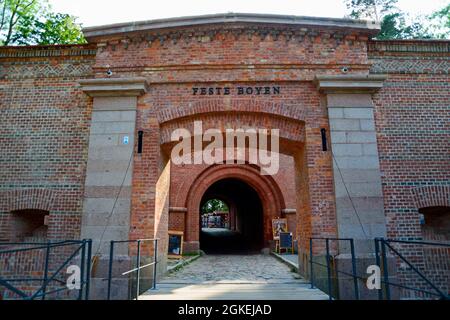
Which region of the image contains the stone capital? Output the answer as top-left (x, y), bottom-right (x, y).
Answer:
top-left (79, 77), bottom-right (149, 97)
top-left (315, 74), bottom-right (387, 94)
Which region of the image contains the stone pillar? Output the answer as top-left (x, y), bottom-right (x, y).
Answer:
top-left (315, 75), bottom-right (392, 298)
top-left (79, 78), bottom-right (148, 299)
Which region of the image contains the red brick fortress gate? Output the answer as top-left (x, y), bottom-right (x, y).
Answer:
top-left (1, 13), bottom-right (448, 300)
top-left (74, 14), bottom-right (388, 298)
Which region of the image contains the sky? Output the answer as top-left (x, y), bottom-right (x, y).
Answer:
top-left (48, 0), bottom-right (449, 27)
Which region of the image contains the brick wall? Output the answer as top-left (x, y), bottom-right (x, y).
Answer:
top-left (369, 40), bottom-right (449, 240)
top-left (369, 40), bottom-right (450, 298)
top-left (0, 45), bottom-right (96, 298)
top-left (97, 23), bottom-right (359, 257)
top-left (0, 21), bottom-right (448, 300)
top-left (0, 45), bottom-right (96, 242)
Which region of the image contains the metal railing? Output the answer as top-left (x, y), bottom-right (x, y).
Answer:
top-left (107, 238), bottom-right (158, 300)
top-left (375, 238), bottom-right (450, 300)
top-left (0, 239), bottom-right (92, 300)
top-left (309, 237), bottom-right (360, 300)
top-left (309, 237), bottom-right (450, 300)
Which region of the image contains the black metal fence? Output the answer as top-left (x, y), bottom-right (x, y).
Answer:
top-left (0, 238), bottom-right (159, 300)
top-left (0, 239), bottom-right (92, 300)
top-left (375, 238), bottom-right (450, 300)
top-left (309, 237), bottom-right (360, 300)
top-left (107, 238), bottom-right (158, 300)
top-left (2, 236), bottom-right (447, 300)
top-left (309, 237), bottom-right (450, 300)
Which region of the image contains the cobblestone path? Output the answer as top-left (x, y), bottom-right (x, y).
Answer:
top-left (141, 254), bottom-right (328, 300)
top-left (163, 254), bottom-right (298, 283)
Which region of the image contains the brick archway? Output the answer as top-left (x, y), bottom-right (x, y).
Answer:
top-left (155, 101), bottom-right (327, 273)
top-left (158, 98), bottom-right (307, 157)
top-left (411, 186), bottom-right (450, 210)
top-left (157, 99), bottom-right (307, 124)
top-left (184, 164), bottom-right (285, 251)
top-left (0, 188), bottom-right (59, 212)
top-left (160, 112), bottom-right (305, 156)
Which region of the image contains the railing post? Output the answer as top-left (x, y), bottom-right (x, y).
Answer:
top-left (325, 238), bottom-right (332, 300)
top-left (152, 239), bottom-right (158, 290)
top-left (380, 240), bottom-right (391, 300)
top-left (107, 241), bottom-right (114, 300)
top-left (309, 238), bottom-right (314, 289)
top-left (349, 239), bottom-right (359, 300)
top-left (374, 238), bottom-right (383, 300)
top-left (78, 240), bottom-right (86, 300)
top-left (42, 241), bottom-right (51, 300)
top-left (136, 240), bottom-right (141, 300)
top-left (85, 239), bottom-right (92, 300)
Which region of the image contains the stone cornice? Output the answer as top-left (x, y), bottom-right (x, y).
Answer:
top-left (84, 12), bottom-right (380, 42)
top-left (315, 74), bottom-right (387, 94)
top-left (79, 77), bottom-right (149, 97)
top-left (91, 26), bottom-right (372, 53)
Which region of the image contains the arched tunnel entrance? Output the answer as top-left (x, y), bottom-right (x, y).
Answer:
top-left (199, 178), bottom-right (264, 254)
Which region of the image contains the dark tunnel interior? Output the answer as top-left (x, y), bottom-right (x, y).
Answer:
top-left (199, 178), bottom-right (264, 254)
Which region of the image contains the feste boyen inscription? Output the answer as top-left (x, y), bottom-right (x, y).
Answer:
top-left (192, 86), bottom-right (281, 96)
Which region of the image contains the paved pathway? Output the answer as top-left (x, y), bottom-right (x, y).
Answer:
top-left (140, 254), bottom-right (328, 300)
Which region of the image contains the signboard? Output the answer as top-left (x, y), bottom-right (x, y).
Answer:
top-left (279, 232), bottom-right (293, 250)
top-left (168, 231), bottom-right (184, 257)
top-left (272, 218), bottom-right (288, 240)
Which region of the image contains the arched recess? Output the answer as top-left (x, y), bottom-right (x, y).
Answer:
top-left (156, 101), bottom-right (322, 274)
top-left (158, 98), bottom-right (307, 158)
top-left (412, 186), bottom-right (450, 241)
top-left (2, 188), bottom-right (58, 212)
top-left (0, 188), bottom-right (57, 242)
top-left (411, 185), bottom-right (450, 210)
top-left (184, 163), bottom-right (286, 251)
top-left (160, 111), bottom-right (305, 156)
top-left (157, 99), bottom-right (307, 124)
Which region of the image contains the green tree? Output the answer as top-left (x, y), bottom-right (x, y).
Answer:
top-left (1, 0), bottom-right (85, 45)
top-left (345, 0), bottom-right (398, 21)
top-left (29, 13), bottom-right (85, 45)
top-left (201, 199), bottom-right (229, 214)
top-left (344, 0), bottom-right (449, 39)
top-left (426, 4), bottom-right (450, 39)
top-left (0, 0), bottom-right (40, 45)
top-left (431, 4), bottom-right (450, 29)
top-left (377, 12), bottom-right (433, 40)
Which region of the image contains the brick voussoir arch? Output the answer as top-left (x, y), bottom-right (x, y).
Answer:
top-left (0, 188), bottom-right (58, 212)
top-left (411, 185), bottom-right (450, 210)
top-left (184, 164), bottom-right (285, 244)
top-left (159, 112), bottom-right (306, 149)
top-left (156, 99), bottom-right (307, 124)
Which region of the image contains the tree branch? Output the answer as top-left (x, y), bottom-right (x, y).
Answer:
top-left (0, 0), bottom-right (9, 34)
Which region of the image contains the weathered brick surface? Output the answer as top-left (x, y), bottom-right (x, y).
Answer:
top-left (369, 40), bottom-right (449, 240)
top-left (369, 40), bottom-right (450, 298)
top-left (0, 45), bottom-right (96, 242)
top-left (114, 23), bottom-right (351, 257)
top-left (0, 22), bottom-right (448, 300)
